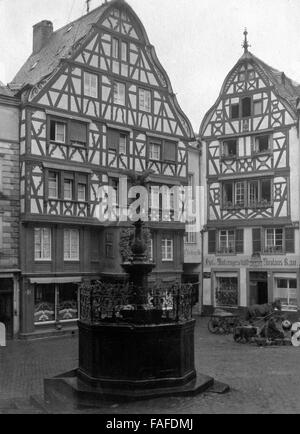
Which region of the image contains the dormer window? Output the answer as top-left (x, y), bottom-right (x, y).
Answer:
top-left (254, 135), bottom-right (270, 154)
top-left (242, 97), bottom-right (251, 117)
top-left (222, 140), bottom-right (237, 158)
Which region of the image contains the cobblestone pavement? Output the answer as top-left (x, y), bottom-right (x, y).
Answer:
top-left (1, 318), bottom-right (300, 414)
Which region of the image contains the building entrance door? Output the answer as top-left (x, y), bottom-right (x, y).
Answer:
top-left (249, 272), bottom-right (268, 306)
top-left (0, 279), bottom-right (14, 339)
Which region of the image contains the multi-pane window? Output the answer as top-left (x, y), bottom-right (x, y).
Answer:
top-left (265, 228), bottom-right (283, 253)
top-left (185, 231), bottom-right (197, 244)
top-left (149, 142), bottom-right (161, 161)
top-left (34, 283), bottom-right (79, 324)
top-left (219, 230), bottom-right (235, 254)
top-left (64, 229), bottom-right (80, 261)
top-left (252, 227), bottom-right (295, 254)
top-left (223, 179), bottom-right (271, 209)
top-left (50, 121), bottom-right (66, 143)
top-left (161, 237), bottom-right (174, 262)
top-left (34, 228), bottom-right (51, 261)
top-left (48, 172), bottom-right (59, 199)
top-left (254, 135), bottom-right (270, 153)
top-left (112, 38), bottom-right (119, 59)
top-left (208, 229), bottom-right (243, 255)
top-left (139, 88), bottom-right (151, 112)
top-left (84, 72), bottom-right (98, 98)
top-left (113, 82), bottom-right (126, 105)
top-left (64, 178), bottom-right (73, 200)
top-left (107, 129), bottom-right (128, 154)
top-left (274, 278), bottom-right (297, 311)
top-left (235, 182), bottom-right (245, 207)
top-left (50, 119), bottom-right (87, 147)
top-left (222, 140), bottom-right (237, 157)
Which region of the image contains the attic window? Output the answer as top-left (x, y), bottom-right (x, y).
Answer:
top-left (30, 61), bottom-right (39, 70)
top-left (66, 25), bottom-right (73, 33)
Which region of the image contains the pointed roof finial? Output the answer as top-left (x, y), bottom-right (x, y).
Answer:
top-left (86, 0), bottom-right (91, 14)
top-left (242, 28), bottom-right (251, 53)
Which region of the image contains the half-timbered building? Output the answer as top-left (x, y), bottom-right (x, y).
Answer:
top-left (200, 32), bottom-right (300, 316)
top-left (0, 84), bottom-right (20, 338)
top-left (11, 0), bottom-right (194, 337)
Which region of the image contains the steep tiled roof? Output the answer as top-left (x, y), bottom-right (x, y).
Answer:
top-left (11, 1), bottom-right (112, 88)
top-left (242, 51), bottom-right (300, 110)
top-left (0, 83), bottom-right (15, 97)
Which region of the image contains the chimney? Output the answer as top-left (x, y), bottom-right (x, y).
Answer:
top-left (33, 20), bottom-right (53, 54)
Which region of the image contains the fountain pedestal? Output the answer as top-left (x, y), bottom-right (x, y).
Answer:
top-left (43, 221), bottom-right (228, 410)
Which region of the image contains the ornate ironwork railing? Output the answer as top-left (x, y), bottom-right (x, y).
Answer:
top-left (79, 281), bottom-right (194, 325)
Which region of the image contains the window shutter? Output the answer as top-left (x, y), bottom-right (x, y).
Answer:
top-left (70, 121), bottom-right (87, 143)
top-left (235, 229), bottom-right (244, 253)
top-left (107, 129), bottom-right (120, 151)
top-left (285, 228), bottom-right (295, 253)
top-left (164, 141), bottom-right (177, 162)
top-left (208, 230), bottom-right (216, 254)
top-left (252, 228), bottom-right (261, 254)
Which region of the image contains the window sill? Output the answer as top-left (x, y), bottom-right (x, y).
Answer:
top-left (252, 151), bottom-right (272, 157)
top-left (64, 260), bottom-right (80, 263)
top-left (34, 259), bottom-right (52, 263)
top-left (216, 253), bottom-right (238, 257)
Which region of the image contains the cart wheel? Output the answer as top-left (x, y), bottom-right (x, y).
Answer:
top-left (208, 318), bottom-right (220, 334)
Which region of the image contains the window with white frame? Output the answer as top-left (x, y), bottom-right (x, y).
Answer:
top-left (235, 181), bottom-right (245, 207)
top-left (78, 183), bottom-right (86, 202)
top-left (139, 88), bottom-right (151, 112)
top-left (113, 81), bottom-right (126, 105)
top-left (34, 228), bottom-right (51, 261)
top-left (50, 121), bottom-right (66, 144)
top-left (219, 230), bottom-right (235, 254)
top-left (161, 237), bottom-right (174, 262)
top-left (149, 142), bottom-right (161, 161)
top-left (274, 278), bottom-right (297, 311)
top-left (64, 229), bottom-right (80, 261)
top-left (112, 38), bottom-right (119, 59)
top-left (121, 41), bottom-right (128, 62)
top-left (48, 172), bottom-right (59, 199)
top-left (84, 72), bottom-right (98, 98)
top-left (265, 228), bottom-right (283, 253)
top-left (64, 178), bottom-right (73, 200)
top-left (185, 231), bottom-right (197, 244)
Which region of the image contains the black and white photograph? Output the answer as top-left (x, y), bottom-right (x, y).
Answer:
top-left (0, 0), bottom-right (300, 418)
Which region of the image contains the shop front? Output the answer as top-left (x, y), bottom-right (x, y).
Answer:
top-left (20, 276), bottom-right (83, 338)
top-left (203, 255), bottom-right (300, 317)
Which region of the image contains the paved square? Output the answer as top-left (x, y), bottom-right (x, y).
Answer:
top-left (1, 318), bottom-right (300, 413)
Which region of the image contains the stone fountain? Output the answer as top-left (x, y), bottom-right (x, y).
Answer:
top-left (43, 219), bottom-right (228, 410)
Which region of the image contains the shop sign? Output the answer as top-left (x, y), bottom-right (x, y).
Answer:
top-left (205, 256), bottom-right (300, 269)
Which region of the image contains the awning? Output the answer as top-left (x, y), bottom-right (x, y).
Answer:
top-left (215, 272), bottom-right (238, 278)
top-left (29, 277), bottom-right (83, 284)
top-left (273, 273), bottom-right (297, 280)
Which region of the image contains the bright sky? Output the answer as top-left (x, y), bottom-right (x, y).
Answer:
top-left (1, 0), bottom-right (300, 132)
